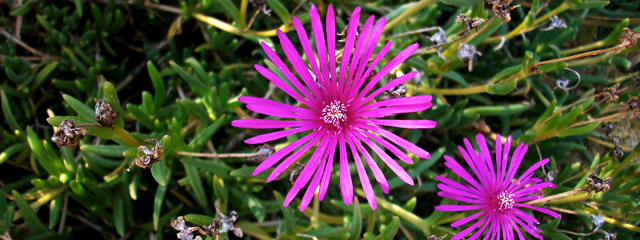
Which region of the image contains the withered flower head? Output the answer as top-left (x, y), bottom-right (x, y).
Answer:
top-left (248, 144), bottom-right (275, 162)
top-left (250, 0), bottom-right (271, 16)
top-left (428, 235), bottom-right (447, 240)
top-left (198, 200), bottom-right (243, 238)
top-left (428, 27), bottom-right (448, 45)
top-left (602, 84), bottom-right (620, 103)
top-left (634, 75), bottom-right (640, 89)
top-left (619, 27), bottom-right (639, 48)
top-left (171, 216), bottom-right (200, 240)
top-left (600, 122), bottom-right (615, 136)
top-left (488, 0), bottom-right (520, 22)
top-left (455, 14), bottom-right (486, 34)
top-left (51, 120), bottom-right (87, 147)
top-left (622, 96), bottom-right (640, 119)
top-left (129, 139), bottom-right (163, 171)
top-left (95, 98), bottom-right (119, 127)
top-left (585, 172), bottom-right (612, 195)
top-left (540, 15), bottom-right (567, 31)
top-left (377, 84), bottom-right (406, 101)
top-left (457, 44), bottom-right (482, 71)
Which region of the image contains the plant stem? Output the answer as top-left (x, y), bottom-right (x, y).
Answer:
top-left (176, 151), bottom-right (260, 158)
top-left (525, 187), bottom-right (587, 205)
top-left (529, 44), bottom-right (625, 71)
top-left (417, 84), bottom-right (487, 95)
top-left (239, 0), bottom-right (248, 31)
top-left (113, 128), bottom-right (141, 147)
top-left (383, 0), bottom-right (438, 33)
top-left (568, 110), bottom-right (630, 128)
top-left (355, 189), bottom-right (424, 230)
top-left (311, 191), bottom-right (319, 229)
top-left (484, 2), bottom-right (571, 43)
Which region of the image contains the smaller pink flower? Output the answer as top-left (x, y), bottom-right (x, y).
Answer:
top-left (435, 134), bottom-right (559, 240)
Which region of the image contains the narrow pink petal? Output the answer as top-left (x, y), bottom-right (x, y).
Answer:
top-left (456, 145), bottom-right (488, 188)
top-left (508, 158), bottom-right (549, 192)
top-left (318, 138), bottom-right (338, 200)
top-left (337, 7), bottom-right (361, 93)
top-left (355, 72), bottom-right (418, 109)
top-left (514, 195), bottom-right (543, 202)
top-left (292, 17), bottom-right (323, 87)
top-left (244, 125), bottom-right (315, 144)
top-left (442, 155), bottom-right (484, 192)
top-left (246, 104), bottom-right (315, 119)
top-left (254, 64), bottom-right (311, 107)
top-left (276, 30), bottom-right (324, 100)
top-left (358, 130), bottom-right (413, 164)
top-left (450, 215), bottom-right (487, 240)
top-left (462, 138), bottom-right (492, 188)
top-left (326, 5), bottom-right (337, 92)
top-left (284, 137), bottom-right (330, 206)
top-left (468, 217), bottom-right (490, 240)
top-left (355, 133), bottom-right (414, 186)
top-left (267, 134), bottom-right (323, 182)
top-left (367, 119), bottom-right (437, 129)
top-left (338, 137), bottom-right (353, 205)
top-left (495, 134), bottom-right (503, 186)
top-left (355, 43), bottom-right (419, 102)
top-left (435, 175), bottom-right (481, 195)
top-left (451, 210), bottom-right (485, 228)
top-left (348, 18), bottom-right (386, 99)
top-left (347, 136), bottom-right (377, 210)
top-left (500, 135), bottom-right (513, 185)
top-left (259, 43), bottom-right (318, 107)
top-left (254, 131), bottom-right (320, 175)
top-left (355, 123), bottom-right (430, 159)
top-left (513, 182), bottom-right (555, 197)
top-left (503, 143), bottom-right (525, 186)
top-left (353, 41), bottom-right (393, 97)
top-left (514, 203), bottom-right (560, 218)
top-left (357, 103), bottom-right (434, 118)
top-left (240, 96), bottom-right (315, 115)
top-left (437, 183), bottom-right (482, 201)
top-left (300, 147), bottom-right (329, 211)
top-left (486, 216), bottom-right (498, 240)
top-left (345, 16), bottom-right (374, 92)
top-left (348, 134), bottom-right (389, 194)
top-left (357, 95), bottom-right (432, 111)
top-left (309, 5), bottom-right (330, 87)
top-left (476, 134), bottom-right (496, 187)
top-left (511, 219), bottom-right (526, 240)
top-left (437, 191), bottom-right (482, 204)
top-left (512, 217), bottom-right (543, 240)
top-left (434, 204), bottom-right (483, 212)
top-left (232, 119), bottom-right (312, 129)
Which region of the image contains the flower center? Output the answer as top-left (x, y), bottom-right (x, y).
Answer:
top-left (322, 101), bottom-right (347, 127)
top-left (497, 190), bottom-right (515, 210)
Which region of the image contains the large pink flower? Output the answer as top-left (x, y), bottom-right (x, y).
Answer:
top-left (232, 5), bottom-right (436, 211)
top-left (435, 134), bottom-right (560, 239)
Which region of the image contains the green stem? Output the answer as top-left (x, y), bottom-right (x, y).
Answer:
top-left (484, 2), bottom-right (571, 43)
top-left (417, 84), bottom-right (488, 95)
top-left (561, 40), bottom-right (607, 56)
top-left (383, 0), bottom-right (438, 33)
top-left (239, 0), bottom-right (248, 31)
top-left (355, 189), bottom-right (424, 230)
top-left (311, 191), bottom-right (319, 229)
top-left (113, 128), bottom-right (141, 147)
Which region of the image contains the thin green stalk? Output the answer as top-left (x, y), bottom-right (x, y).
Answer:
top-left (417, 84), bottom-right (488, 95)
top-left (113, 128), bottom-right (141, 147)
top-left (355, 189), bottom-right (424, 230)
top-left (383, 0), bottom-right (438, 33)
top-left (239, 0), bottom-right (249, 31)
top-left (484, 2), bottom-right (571, 43)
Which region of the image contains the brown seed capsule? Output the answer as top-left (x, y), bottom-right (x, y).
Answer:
top-left (600, 122), bottom-right (615, 136)
top-left (248, 144), bottom-right (275, 162)
top-left (171, 216), bottom-right (200, 240)
top-left (129, 139), bottom-right (163, 171)
top-left (488, 0), bottom-right (520, 23)
top-left (95, 98), bottom-right (119, 127)
top-left (455, 14), bottom-right (486, 34)
top-left (51, 120), bottom-right (87, 147)
top-left (619, 27), bottom-right (639, 48)
top-left (585, 172), bottom-right (611, 195)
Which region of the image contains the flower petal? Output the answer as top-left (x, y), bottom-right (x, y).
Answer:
top-left (358, 130), bottom-right (413, 164)
top-left (348, 133), bottom-right (389, 194)
top-left (347, 136), bottom-right (377, 210)
top-left (337, 7), bottom-right (361, 93)
top-left (318, 138), bottom-right (338, 200)
top-left (254, 131), bottom-right (320, 175)
top-left (355, 123), bottom-right (430, 159)
top-left (338, 137), bottom-right (353, 205)
top-left (244, 125), bottom-right (315, 144)
top-left (300, 146), bottom-right (330, 211)
top-left (366, 119), bottom-right (437, 129)
top-left (451, 210), bottom-right (485, 228)
top-left (355, 132), bottom-right (414, 186)
top-left (232, 119), bottom-right (312, 129)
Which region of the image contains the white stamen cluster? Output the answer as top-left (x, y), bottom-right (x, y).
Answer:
top-left (497, 190), bottom-right (515, 210)
top-left (322, 100), bottom-right (347, 126)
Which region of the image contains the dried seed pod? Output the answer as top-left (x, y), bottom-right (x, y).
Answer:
top-left (51, 120), bottom-right (87, 147)
top-left (619, 27), bottom-right (639, 48)
top-left (602, 84), bottom-right (620, 103)
top-left (488, 0), bottom-right (520, 23)
top-left (171, 216), bottom-right (200, 240)
top-left (377, 84), bottom-right (406, 101)
top-left (455, 14), bottom-right (486, 34)
top-left (585, 172), bottom-right (612, 195)
top-left (250, 0), bottom-right (271, 16)
top-left (95, 98), bottom-right (119, 127)
top-left (457, 44), bottom-right (482, 72)
top-left (540, 15), bottom-right (567, 31)
top-left (633, 75), bottom-right (639, 89)
top-left (428, 235), bottom-right (447, 240)
top-left (600, 122), bottom-right (615, 136)
top-left (129, 139), bottom-right (163, 171)
top-left (248, 144), bottom-right (275, 162)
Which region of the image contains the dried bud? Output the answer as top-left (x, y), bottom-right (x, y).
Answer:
top-left (489, 0), bottom-right (520, 22)
top-left (129, 139), bottom-right (163, 171)
top-left (377, 84), bottom-right (406, 101)
top-left (591, 214), bottom-right (605, 231)
top-left (95, 98), bottom-right (118, 127)
top-left (585, 172), bottom-right (611, 195)
top-left (602, 84), bottom-right (620, 103)
top-left (455, 14), bottom-right (486, 33)
top-left (619, 27), bottom-right (639, 48)
top-left (428, 27), bottom-right (448, 45)
top-left (51, 120), bottom-right (87, 147)
top-left (248, 144), bottom-right (275, 162)
top-left (428, 234), bottom-right (447, 240)
top-left (457, 44), bottom-right (482, 72)
top-left (540, 15), bottom-right (567, 31)
top-left (200, 201), bottom-right (243, 238)
top-left (250, 0), bottom-right (271, 16)
top-left (610, 145), bottom-right (624, 160)
top-left (600, 122), bottom-right (615, 136)
top-left (171, 216), bottom-right (199, 240)
top-left (634, 75), bottom-right (640, 90)
top-left (622, 96), bottom-right (640, 119)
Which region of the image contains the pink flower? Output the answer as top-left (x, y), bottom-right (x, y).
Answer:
top-left (231, 5), bottom-right (436, 211)
top-left (435, 134), bottom-right (560, 239)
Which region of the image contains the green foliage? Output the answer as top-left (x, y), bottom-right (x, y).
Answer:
top-left (1, 0), bottom-right (639, 239)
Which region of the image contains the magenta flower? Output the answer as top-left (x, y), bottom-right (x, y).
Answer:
top-left (435, 134), bottom-right (560, 239)
top-left (231, 5), bottom-right (436, 211)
